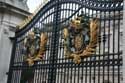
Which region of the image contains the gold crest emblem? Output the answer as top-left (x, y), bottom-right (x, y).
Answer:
top-left (63, 16), bottom-right (99, 64)
top-left (23, 28), bottom-right (47, 66)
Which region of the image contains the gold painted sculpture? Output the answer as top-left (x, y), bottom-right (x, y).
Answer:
top-left (23, 29), bottom-right (47, 66)
top-left (63, 16), bottom-right (99, 64)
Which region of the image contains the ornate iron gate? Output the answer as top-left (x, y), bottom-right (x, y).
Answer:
top-left (7, 0), bottom-right (123, 83)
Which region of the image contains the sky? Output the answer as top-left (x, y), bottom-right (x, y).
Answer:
top-left (27, 0), bottom-right (43, 13)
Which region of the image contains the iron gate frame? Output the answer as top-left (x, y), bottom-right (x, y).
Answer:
top-left (7, 0), bottom-right (123, 83)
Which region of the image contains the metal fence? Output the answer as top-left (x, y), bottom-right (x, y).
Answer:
top-left (7, 0), bottom-right (123, 83)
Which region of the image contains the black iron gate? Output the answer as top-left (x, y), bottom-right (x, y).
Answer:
top-left (7, 0), bottom-right (123, 83)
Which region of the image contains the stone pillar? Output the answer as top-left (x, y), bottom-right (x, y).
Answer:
top-left (0, 1), bottom-right (30, 83)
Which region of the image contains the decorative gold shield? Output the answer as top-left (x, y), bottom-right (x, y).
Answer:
top-left (63, 16), bottom-right (99, 64)
top-left (23, 28), bottom-right (47, 66)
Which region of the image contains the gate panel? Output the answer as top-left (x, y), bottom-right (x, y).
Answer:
top-left (7, 0), bottom-right (123, 83)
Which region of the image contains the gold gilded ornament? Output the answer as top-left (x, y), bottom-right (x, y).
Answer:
top-left (63, 15), bottom-right (98, 64)
top-left (63, 28), bottom-right (69, 39)
top-left (23, 28), bottom-right (47, 66)
top-left (33, 32), bottom-right (47, 61)
top-left (81, 19), bottom-right (98, 56)
top-left (74, 35), bottom-right (83, 51)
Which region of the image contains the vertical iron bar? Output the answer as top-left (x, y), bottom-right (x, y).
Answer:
top-left (117, 10), bottom-right (121, 83)
top-left (98, 10), bottom-right (102, 83)
top-left (103, 10), bottom-right (106, 83)
top-left (107, 11), bottom-right (111, 83)
top-left (84, 1), bottom-right (87, 82)
top-left (112, 11), bottom-right (116, 83)
top-left (7, 37), bottom-right (17, 83)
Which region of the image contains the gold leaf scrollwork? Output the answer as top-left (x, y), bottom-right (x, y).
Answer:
top-left (23, 31), bottom-right (47, 66)
top-left (81, 19), bottom-right (99, 56)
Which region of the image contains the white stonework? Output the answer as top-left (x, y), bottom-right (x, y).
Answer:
top-left (0, 0), bottom-right (30, 83)
top-left (0, 0), bottom-right (29, 11)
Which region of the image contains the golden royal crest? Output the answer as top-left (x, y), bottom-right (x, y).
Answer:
top-left (23, 28), bottom-right (47, 66)
top-left (63, 15), bottom-right (99, 64)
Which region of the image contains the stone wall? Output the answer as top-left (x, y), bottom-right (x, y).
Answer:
top-left (0, 1), bottom-right (30, 83)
